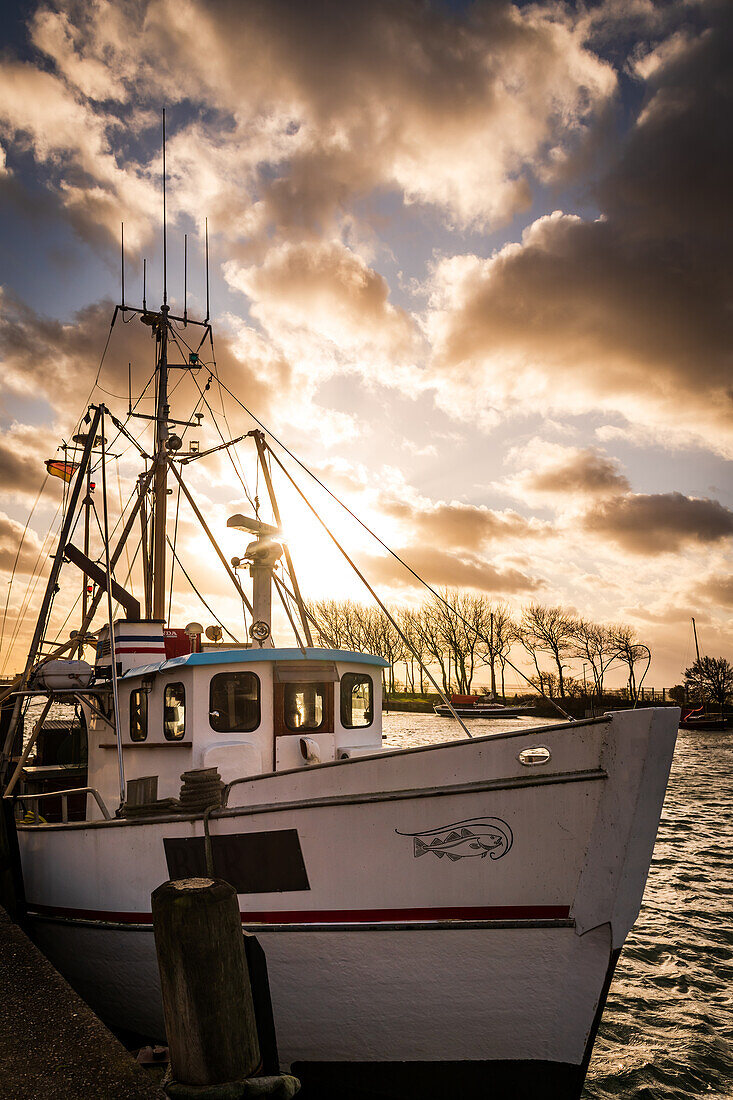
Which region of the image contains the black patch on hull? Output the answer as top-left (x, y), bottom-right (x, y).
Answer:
top-left (293, 945), bottom-right (624, 1099)
top-left (163, 829), bottom-right (309, 893)
top-left (292, 1060), bottom-right (587, 1099)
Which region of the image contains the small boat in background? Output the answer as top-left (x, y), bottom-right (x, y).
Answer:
top-left (679, 706), bottom-right (732, 731)
top-left (434, 694), bottom-right (536, 719)
top-left (679, 619), bottom-right (732, 730)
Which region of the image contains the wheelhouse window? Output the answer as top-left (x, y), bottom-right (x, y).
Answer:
top-left (210, 672), bottom-right (260, 733)
top-left (341, 673), bottom-right (373, 728)
top-left (283, 682), bottom-right (326, 732)
top-left (129, 690), bottom-right (148, 742)
top-left (164, 682), bottom-right (186, 741)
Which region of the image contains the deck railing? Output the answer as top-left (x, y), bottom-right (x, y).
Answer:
top-left (11, 787), bottom-right (112, 823)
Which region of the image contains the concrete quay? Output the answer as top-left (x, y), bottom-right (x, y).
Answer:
top-left (0, 905), bottom-right (164, 1099)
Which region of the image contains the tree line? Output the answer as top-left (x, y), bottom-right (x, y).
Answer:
top-left (306, 591), bottom-right (652, 702)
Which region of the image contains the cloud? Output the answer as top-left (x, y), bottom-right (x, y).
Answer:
top-left (0, 423), bottom-right (66, 502)
top-left (499, 439), bottom-right (629, 505)
top-left (224, 239), bottom-right (419, 378)
top-left (0, 512), bottom-right (46, 575)
top-left (582, 492), bottom-right (733, 555)
top-left (379, 496), bottom-right (543, 551)
top-left (0, 0), bottom-right (617, 246)
top-left (0, 289), bottom-right (295, 440)
top-left (363, 545), bottom-right (542, 595)
top-left (424, 4), bottom-right (733, 454)
top-left (695, 574), bottom-right (733, 609)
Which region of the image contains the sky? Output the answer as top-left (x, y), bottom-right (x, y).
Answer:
top-left (0, 0), bottom-right (731, 687)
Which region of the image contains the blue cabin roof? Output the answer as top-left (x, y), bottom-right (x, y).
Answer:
top-left (118, 646), bottom-right (389, 680)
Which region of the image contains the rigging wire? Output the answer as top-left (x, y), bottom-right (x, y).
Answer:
top-left (50, 589), bottom-right (83, 647)
top-left (69, 310), bottom-right (118, 445)
top-left (167, 480), bottom-right (182, 624)
top-left (0, 504), bottom-right (63, 676)
top-left (210, 360), bottom-right (256, 506)
top-left (187, 367), bottom-right (257, 513)
top-left (165, 536), bottom-right (240, 643)
top-left (264, 443), bottom-right (474, 737)
top-left (215, 376), bottom-right (574, 719)
top-left (169, 321), bottom-right (257, 511)
top-left (116, 462), bottom-right (134, 596)
top-left (0, 475), bottom-right (49, 662)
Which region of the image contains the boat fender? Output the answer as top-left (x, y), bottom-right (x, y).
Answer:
top-left (299, 737), bottom-right (321, 765)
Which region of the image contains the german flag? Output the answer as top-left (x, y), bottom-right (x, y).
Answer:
top-left (45, 459), bottom-right (79, 483)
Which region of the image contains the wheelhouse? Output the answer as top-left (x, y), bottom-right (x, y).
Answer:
top-left (85, 645), bottom-right (388, 818)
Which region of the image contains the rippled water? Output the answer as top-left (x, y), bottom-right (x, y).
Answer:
top-left (383, 712), bottom-right (733, 1100)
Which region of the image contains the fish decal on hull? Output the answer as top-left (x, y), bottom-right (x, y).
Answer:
top-left (396, 817), bottom-right (513, 861)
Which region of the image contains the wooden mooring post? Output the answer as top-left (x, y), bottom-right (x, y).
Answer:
top-left (152, 877), bottom-right (299, 1098)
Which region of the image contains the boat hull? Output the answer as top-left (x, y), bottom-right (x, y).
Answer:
top-left (17, 709), bottom-right (677, 1098)
top-left (29, 917), bottom-right (617, 1098)
top-left (433, 704), bottom-right (530, 718)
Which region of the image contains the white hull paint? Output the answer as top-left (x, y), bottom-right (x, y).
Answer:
top-left (30, 920), bottom-right (611, 1066)
top-left (17, 708), bottom-right (677, 1082)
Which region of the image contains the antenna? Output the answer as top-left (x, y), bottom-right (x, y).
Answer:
top-left (183, 233), bottom-right (188, 324)
top-left (205, 217), bottom-right (210, 323)
top-left (121, 222), bottom-right (125, 309)
top-left (162, 107), bottom-right (167, 307)
top-left (128, 362), bottom-right (132, 415)
top-left (143, 257), bottom-right (147, 312)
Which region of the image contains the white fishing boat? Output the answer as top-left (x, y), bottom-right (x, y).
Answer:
top-left (0, 141), bottom-right (678, 1100)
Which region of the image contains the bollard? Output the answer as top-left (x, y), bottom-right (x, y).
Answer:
top-left (152, 877), bottom-right (261, 1087)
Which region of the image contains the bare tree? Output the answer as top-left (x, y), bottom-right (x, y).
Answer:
top-left (611, 625), bottom-right (648, 703)
top-left (571, 620), bottom-right (614, 700)
top-left (428, 589), bottom-right (491, 695)
top-left (414, 603), bottom-right (451, 693)
top-left (481, 603), bottom-right (516, 700)
top-left (520, 605), bottom-right (576, 698)
top-left (398, 608), bottom-right (430, 693)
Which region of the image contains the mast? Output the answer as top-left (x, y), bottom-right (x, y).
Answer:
top-left (691, 617), bottom-right (701, 662)
top-left (152, 304), bottom-right (170, 620)
top-left (79, 465), bottom-right (92, 657)
top-left (152, 108), bottom-right (169, 622)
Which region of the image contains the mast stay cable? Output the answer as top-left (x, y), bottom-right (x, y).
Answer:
top-left (165, 536), bottom-right (240, 643)
top-left (214, 376), bottom-right (574, 721)
top-left (264, 442), bottom-right (474, 738)
top-left (0, 475), bottom-right (49, 663)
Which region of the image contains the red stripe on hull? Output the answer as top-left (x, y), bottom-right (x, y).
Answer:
top-left (26, 902), bottom-right (571, 925)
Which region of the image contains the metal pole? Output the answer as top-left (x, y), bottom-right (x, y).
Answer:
top-left (100, 411), bottom-right (125, 806)
top-left (152, 309), bottom-right (170, 620)
top-left (4, 697), bottom-right (53, 797)
top-left (139, 475), bottom-right (152, 618)
top-left (23, 406), bottom-right (103, 680)
top-left (0, 407), bottom-right (104, 783)
top-left (254, 434), bottom-right (314, 645)
top-left (79, 465), bottom-right (92, 658)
